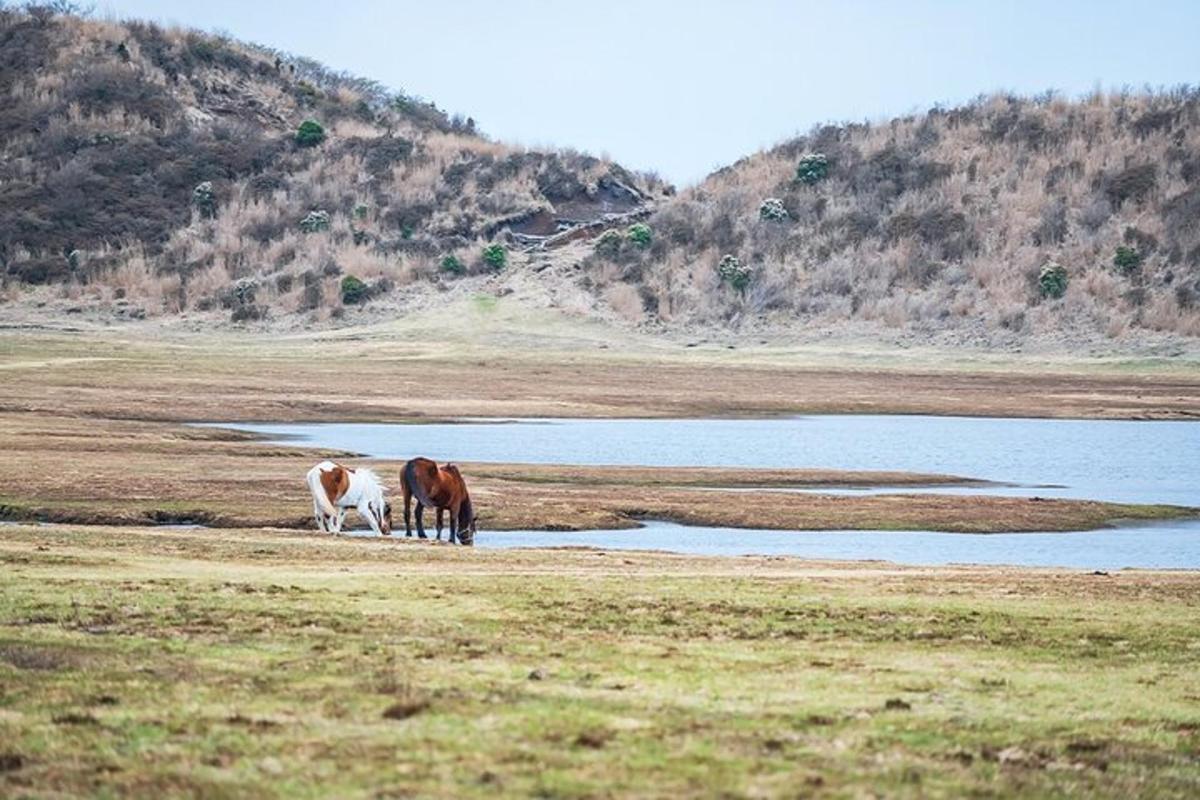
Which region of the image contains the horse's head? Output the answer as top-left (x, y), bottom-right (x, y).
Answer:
top-left (459, 513), bottom-right (477, 546)
top-left (380, 501), bottom-right (393, 535)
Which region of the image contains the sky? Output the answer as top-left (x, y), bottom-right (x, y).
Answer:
top-left (95, 1), bottom-right (1200, 186)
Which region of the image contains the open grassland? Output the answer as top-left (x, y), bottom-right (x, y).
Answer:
top-left (2, 316), bottom-right (1200, 421)
top-left (1, 523), bottom-right (1199, 798)
top-left (0, 411), bottom-right (1190, 534)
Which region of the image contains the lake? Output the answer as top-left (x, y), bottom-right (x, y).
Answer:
top-left (212, 415), bottom-right (1200, 568)
top-left (223, 415), bottom-right (1200, 505)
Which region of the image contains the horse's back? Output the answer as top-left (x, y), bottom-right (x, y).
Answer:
top-left (309, 461), bottom-right (351, 505)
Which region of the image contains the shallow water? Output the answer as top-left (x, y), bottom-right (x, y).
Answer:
top-left (211, 415), bottom-right (1199, 567)
top-left (349, 520), bottom-right (1200, 570)
top-left (222, 415), bottom-right (1200, 506)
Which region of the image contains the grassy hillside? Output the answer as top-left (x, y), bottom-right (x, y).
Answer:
top-left (0, 6), bottom-right (666, 320)
top-left (606, 91), bottom-right (1200, 340)
top-left (1, 6), bottom-right (1198, 349)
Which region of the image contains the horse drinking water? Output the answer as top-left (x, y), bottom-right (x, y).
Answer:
top-left (400, 457), bottom-right (477, 545)
top-left (305, 460), bottom-right (392, 535)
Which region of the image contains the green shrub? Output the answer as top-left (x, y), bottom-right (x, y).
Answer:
top-left (482, 244), bottom-right (507, 271)
top-left (1112, 245), bottom-right (1142, 275)
top-left (353, 204), bottom-right (368, 220)
top-left (192, 181), bottom-right (217, 218)
top-left (295, 119), bottom-right (326, 148)
top-left (795, 153), bottom-right (829, 185)
top-left (627, 223), bottom-right (652, 248)
top-left (594, 229), bottom-right (623, 258)
top-left (1038, 261), bottom-right (1068, 299)
top-left (716, 254), bottom-right (751, 291)
top-left (299, 210), bottom-right (330, 233)
top-left (440, 254), bottom-right (465, 275)
top-left (340, 275), bottom-right (369, 305)
top-left (758, 198), bottom-right (789, 222)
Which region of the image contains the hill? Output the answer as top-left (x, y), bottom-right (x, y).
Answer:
top-left (1, 6), bottom-right (1198, 352)
top-left (0, 6), bottom-right (667, 320)
top-left (612, 91), bottom-right (1200, 345)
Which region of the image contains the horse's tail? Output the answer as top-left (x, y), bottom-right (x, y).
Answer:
top-left (403, 459), bottom-right (436, 509)
top-left (307, 464), bottom-right (339, 519)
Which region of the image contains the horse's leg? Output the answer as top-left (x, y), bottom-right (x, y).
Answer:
top-left (403, 492), bottom-right (412, 537)
top-left (313, 500), bottom-right (326, 533)
top-left (448, 507), bottom-right (459, 545)
top-left (415, 503), bottom-right (427, 539)
top-left (360, 502), bottom-right (381, 536)
top-left (436, 508), bottom-right (444, 541)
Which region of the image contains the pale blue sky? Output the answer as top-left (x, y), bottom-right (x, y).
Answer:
top-left (97, 1), bottom-right (1200, 185)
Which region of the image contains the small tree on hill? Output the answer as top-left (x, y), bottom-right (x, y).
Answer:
top-left (299, 210), bottom-right (331, 233)
top-left (440, 254), bottom-right (465, 275)
top-left (1112, 246), bottom-right (1142, 275)
top-left (627, 223), bottom-right (652, 248)
top-left (295, 119), bottom-right (326, 148)
top-left (482, 244), bottom-right (507, 271)
top-left (758, 198), bottom-right (789, 222)
top-left (340, 275), bottom-right (369, 304)
top-left (192, 181), bottom-right (217, 218)
top-left (1038, 261), bottom-right (1068, 299)
top-left (716, 254), bottom-right (751, 291)
top-left (594, 229), bottom-right (623, 258)
top-left (795, 153), bottom-right (829, 185)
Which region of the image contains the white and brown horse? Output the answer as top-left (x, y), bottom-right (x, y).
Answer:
top-left (305, 460), bottom-right (392, 535)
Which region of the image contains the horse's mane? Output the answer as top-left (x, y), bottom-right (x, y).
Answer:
top-left (355, 467), bottom-right (386, 494)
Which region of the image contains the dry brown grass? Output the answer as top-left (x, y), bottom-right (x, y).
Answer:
top-left (627, 90), bottom-right (1200, 340)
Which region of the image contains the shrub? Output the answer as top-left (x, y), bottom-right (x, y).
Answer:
top-left (627, 223), bottom-right (652, 248)
top-left (758, 198), bottom-right (789, 222)
top-left (594, 229), bottom-right (623, 258)
top-left (482, 244), bottom-right (507, 271)
top-left (795, 153), bottom-right (829, 185)
top-left (340, 275), bottom-right (369, 304)
top-left (440, 254), bottom-right (465, 275)
top-left (716, 254), bottom-right (751, 291)
top-left (299, 210), bottom-right (331, 233)
top-left (1112, 245), bottom-right (1142, 275)
top-left (192, 181), bottom-right (216, 218)
top-left (295, 119), bottom-right (326, 148)
top-left (1038, 261), bottom-right (1068, 299)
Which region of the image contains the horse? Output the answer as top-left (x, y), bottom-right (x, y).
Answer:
top-left (305, 460), bottom-right (392, 536)
top-left (400, 457), bottom-right (477, 545)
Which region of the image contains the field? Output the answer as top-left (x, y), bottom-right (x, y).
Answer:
top-left (1, 317), bottom-right (1199, 797)
top-left (2, 524), bottom-right (1199, 797)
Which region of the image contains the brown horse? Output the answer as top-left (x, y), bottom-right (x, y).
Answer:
top-left (400, 457), bottom-right (477, 545)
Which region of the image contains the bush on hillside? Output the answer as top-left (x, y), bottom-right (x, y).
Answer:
top-left (1112, 245), bottom-right (1142, 275)
top-left (295, 119), bottom-right (326, 148)
top-left (440, 254), bottom-right (465, 275)
top-left (340, 275), bottom-right (369, 304)
top-left (1038, 261), bottom-right (1068, 299)
top-left (795, 153), bottom-right (829, 185)
top-left (594, 229), bottom-right (623, 258)
top-left (482, 244), bottom-right (507, 271)
top-left (716, 254), bottom-right (751, 291)
top-left (627, 223), bottom-right (652, 248)
top-left (758, 198), bottom-right (789, 222)
top-left (192, 181), bottom-right (217, 218)
top-left (299, 210), bottom-right (331, 233)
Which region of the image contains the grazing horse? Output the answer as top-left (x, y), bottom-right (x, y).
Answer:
top-left (400, 457), bottom-right (477, 545)
top-left (305, 460), bottom-right (392, 536)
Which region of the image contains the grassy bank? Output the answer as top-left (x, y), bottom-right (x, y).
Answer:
top-left (1, 523), bottom-right (1198, 797)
